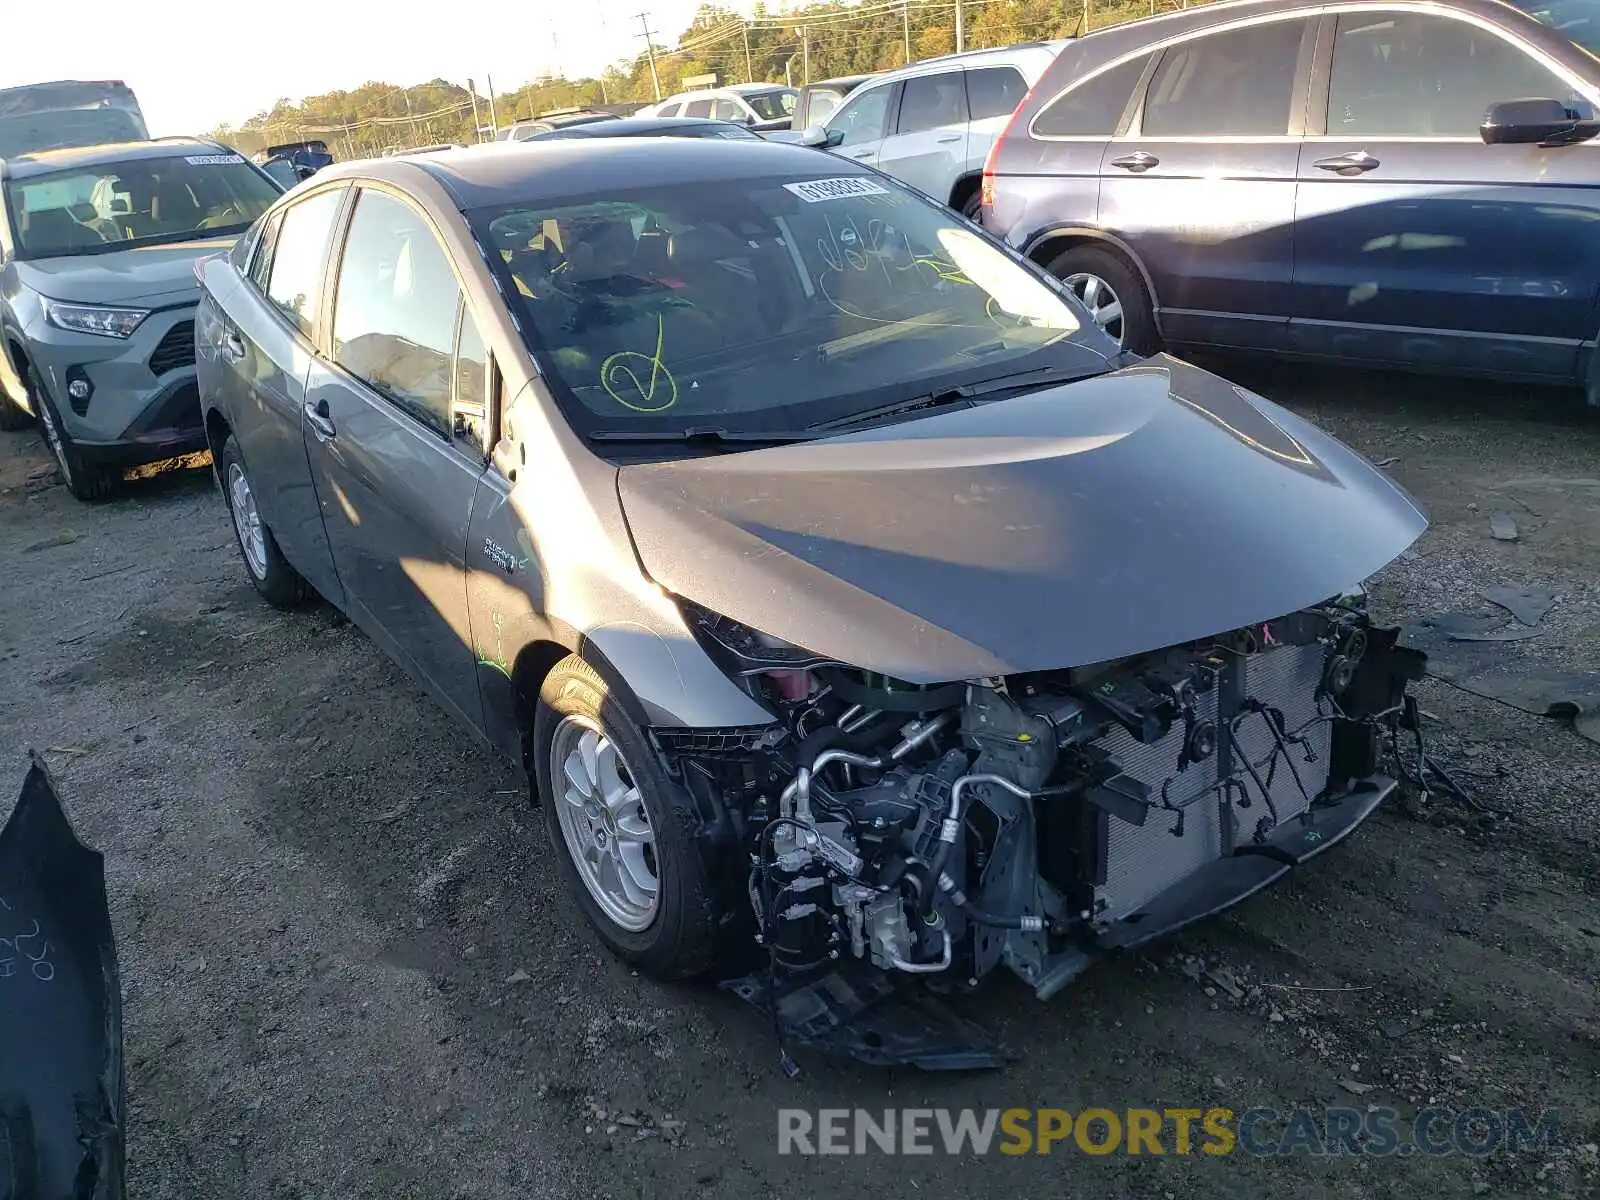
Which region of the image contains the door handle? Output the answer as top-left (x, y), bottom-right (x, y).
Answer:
top-left (1110, 151), bottom-right (1159, 172)
top-left (846, 149), bottom-right (874, 158)
top-left (304, 399), bottom-right (336, 441)
top-left (1313, 151), bottom-right (1380, 175)
top-left (936, 134), bottom-right (962, 144)
top-left (222, 329), bottom-right (245, 360)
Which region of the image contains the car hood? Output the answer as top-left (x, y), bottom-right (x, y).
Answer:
top-left (16, 236), bottom-right (236, 306)
top-left (616, 356), bottom-right (1428, 683)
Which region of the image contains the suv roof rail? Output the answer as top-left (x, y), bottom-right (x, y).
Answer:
top-left (912, 39), bottom-right (1058, 67)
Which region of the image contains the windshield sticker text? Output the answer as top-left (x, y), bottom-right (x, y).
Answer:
top-left (185, 154), bottom-right (245, 165)
top-left (783, 177), bottom-right (891, 203)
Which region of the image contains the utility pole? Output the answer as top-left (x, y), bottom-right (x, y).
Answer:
top-left (742, 21), bottom-right (755, 82)
top-left (486, 74), bottom-right (500, 136)
top-left (636, 12), bottom-right (663, 100)
top-left (800, 26), bottom-right (810, 85)
top-left (467, 78), bottom-right (482, 142)
top-left (403, 89), bottom-right (420, 141)
top-left (955, 0), bottom-right (964, 52)
top-left (902, 3), bottom-right (912, 64)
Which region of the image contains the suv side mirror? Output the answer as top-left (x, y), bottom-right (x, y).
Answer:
top-left (1481, 97), bottom-right (1600, 147)
top-left (800, 124), bottom-right (844, 148)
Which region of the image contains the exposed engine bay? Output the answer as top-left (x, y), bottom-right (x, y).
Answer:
top-left (654, 592), bottom-right (1426, 1070)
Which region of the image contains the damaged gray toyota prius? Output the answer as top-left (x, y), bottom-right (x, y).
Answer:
top-left (196, 138), bottom-right (1428, 1070)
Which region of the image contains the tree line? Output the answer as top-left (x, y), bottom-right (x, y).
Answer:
top-left (211, 0), bottom-right (1197, 156)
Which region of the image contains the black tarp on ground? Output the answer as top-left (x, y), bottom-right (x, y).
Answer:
top-left (0, 757), bottom-right (124, 1200)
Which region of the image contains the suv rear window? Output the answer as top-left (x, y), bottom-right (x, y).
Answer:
top-left (1032, 54), bottom-right (1153, 137)
top-left (966, 67), bottom-right (1029, 120)
top-left (1141, 19), bottom-right (1309, 137)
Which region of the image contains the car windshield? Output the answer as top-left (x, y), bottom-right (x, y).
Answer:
top-left (472, 171), bottom-right (1109, 436)
top-left (744, 89), bottom-right (799, 121)
top-left (5, 153), bottom-right (279, 259)
top-left (1509, 0), bottom-right (1600, 55)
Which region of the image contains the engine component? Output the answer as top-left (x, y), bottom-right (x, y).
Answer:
top-left (674, 603), bottom-right (1423, 1068)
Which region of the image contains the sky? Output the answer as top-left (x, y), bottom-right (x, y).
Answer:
top-left (4, 0), bottom-right (709, 135)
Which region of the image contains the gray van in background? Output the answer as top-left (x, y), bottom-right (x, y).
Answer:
top-left (0, 80), bottom-right (149, 158)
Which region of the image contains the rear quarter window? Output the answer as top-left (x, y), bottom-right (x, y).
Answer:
top-left (1032, 53), bottom-right (1154, 137)
top-left (966, 67), bottom-right (1029, 120)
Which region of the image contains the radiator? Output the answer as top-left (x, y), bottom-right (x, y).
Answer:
top-left (1090, 641), bottom-right (1335, 923)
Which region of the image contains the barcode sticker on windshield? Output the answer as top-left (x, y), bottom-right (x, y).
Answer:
top-left (185, 154), bottom-right (245, 166)
top-left (783, 177), bottom-right (891, 203)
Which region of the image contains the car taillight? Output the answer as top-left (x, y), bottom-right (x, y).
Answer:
top-left (193, 252), bottom-right (225, 285)
top-left (981, 78), bottom-right (1042, 210)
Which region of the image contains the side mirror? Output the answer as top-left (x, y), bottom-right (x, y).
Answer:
top-left (800, 124), bottom-right (843, 148)
top-left (1480, 97), bottom-right (1600, 147)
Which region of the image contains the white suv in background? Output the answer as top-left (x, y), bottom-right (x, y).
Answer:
top-left (645, 84), bottom-right (800, 132)
top-left (797, 41), bottom-right (1071, 217)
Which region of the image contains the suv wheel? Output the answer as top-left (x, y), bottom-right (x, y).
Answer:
top-left (535, 654), bottom-right (718, 980)
top-left (1046, 246), bottom-right (1158, 355)
top-left (220, 434), bottom-right (308, 607)
top-left (32, 371), bottom-right (118, 502)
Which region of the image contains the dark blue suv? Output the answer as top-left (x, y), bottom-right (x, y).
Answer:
top-left (981, 0), bottom-right (1600, 405)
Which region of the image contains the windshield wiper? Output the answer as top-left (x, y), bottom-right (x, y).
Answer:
top-left (809, 362), bottom-right (1108, 433)
top-left (588, 427), bottom-right (818, 446)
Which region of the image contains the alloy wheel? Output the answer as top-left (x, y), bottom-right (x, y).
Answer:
top-left (550, 715), bottom-right (659, 932)
top-left (227, 461), bottom-right (269, 580)
top-left (1063, 271), bottom-right (1125, 348)
top-left (37, 400), bottom-right (73, 486)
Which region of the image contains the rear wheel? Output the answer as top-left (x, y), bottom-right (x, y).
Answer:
top-left (1046, 245), bottom-right (1159, 356)
top-left (535, 654), bottom-right (718, 980)
top-left (219, 433), bottom-right (308, 607)
top-left (32, 370), bottom-right (118, 502)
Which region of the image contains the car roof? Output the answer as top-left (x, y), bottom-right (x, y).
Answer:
top-left (1, 137), bottom-right (228, 179)
top-left (725, 83), bottom-right (795, 94)
top-left (809, 74), bottom-right (880, 90)
top-left (536, 116), bottom-right (752, 138)
top-left (867, 39), bottom-right (1073, 83)
top-left (321, 137), bottom-right (868, 211)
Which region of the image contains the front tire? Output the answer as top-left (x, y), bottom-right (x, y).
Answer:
top-left (1046, 245), bottom-right (1159, 356)
top-left (219, 434), bottom-right (307, 607)
top-left (33, 371), bottom-right (118, 502)
top-left (535, 655), bottom-right (718, 980)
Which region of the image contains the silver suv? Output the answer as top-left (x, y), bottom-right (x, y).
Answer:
top-left (0, 138), bottom-right (280, 499)
top-left (795, 41), bottom-right (1071, 216)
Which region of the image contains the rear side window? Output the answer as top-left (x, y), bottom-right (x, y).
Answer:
top-left (1033, 54), bottom-right (1153, 137)
top-left (331, 189), bottom-right (461, 438)
top-left (265, 188), bottom-right (343, 335)
top-left (966, 67), bottom-right (1029, 121)
top-left (1142, 19), bottom-right (1310, 137)
top-left (658, 102), bottom-right (682, 117)
top-left (896, 71), bottom-right (969, 133)
top-left (685, 99), bottom-right (714, 118)
top-left (712, 98), bottom-right (744, 121)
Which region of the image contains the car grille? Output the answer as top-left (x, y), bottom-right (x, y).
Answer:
top-left (1090, 640), bottom-right (1334, 924)
top-left (148, 320), bottom-right (196, 376)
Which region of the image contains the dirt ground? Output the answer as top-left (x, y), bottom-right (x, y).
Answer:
top-left (2, 365), bottom-right (1597, 1200)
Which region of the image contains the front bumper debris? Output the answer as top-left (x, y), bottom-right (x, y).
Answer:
top-left (0, 756), bottom-right (126, 1199)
